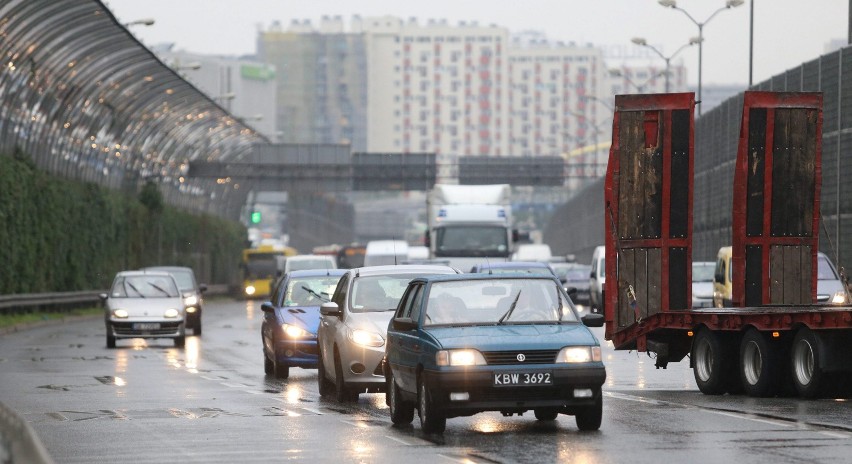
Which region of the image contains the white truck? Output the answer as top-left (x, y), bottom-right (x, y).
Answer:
top-left (425, 184), bottom-right (516, 271)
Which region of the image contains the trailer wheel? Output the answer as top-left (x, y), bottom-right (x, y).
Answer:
top-left (692, 329), bottom-right (734, 395)
top-left (791, 328), bottom-right (823, 398)
top-left (739, 329), bottom-right (780, 397)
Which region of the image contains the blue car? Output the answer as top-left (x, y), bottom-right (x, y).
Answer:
top-left (261, 269), bottom-right (346, 378)
top-left (384, 274), bottom-right (606, 433)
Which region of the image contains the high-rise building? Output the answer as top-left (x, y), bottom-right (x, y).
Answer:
top-left (257, 17), bottom-right (368, 150)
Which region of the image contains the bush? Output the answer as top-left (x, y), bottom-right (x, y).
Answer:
top-left (0, 153), bottom-right (245, 293)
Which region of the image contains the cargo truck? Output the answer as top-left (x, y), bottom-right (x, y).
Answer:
top-left (603, 91), bottom-right (852, 398)
top-left (425, 184), bottom-right (517, 271)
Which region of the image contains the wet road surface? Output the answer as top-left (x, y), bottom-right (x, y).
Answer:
top-left (1, 299), bottom-right (850, 463)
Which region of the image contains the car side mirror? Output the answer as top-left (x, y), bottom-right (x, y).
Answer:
top-left (260, 302), bottom-right (275, 313)
top-left (98, 293), bottom-right (108, 301)
top-left (566, 287), bottom-right (578, 298)
top-left (320, 302), bottom-right (342, 317)
top-left (392, 317), bottom-right (417, 331)
top-left (589, 271), bottom-right (595, 279)
top-left (199, 284), bottom-right (208, 293)
top-left (581, 313), bottom-right (605, 328)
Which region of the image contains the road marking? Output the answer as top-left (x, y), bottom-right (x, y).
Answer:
top-left (709, 410), bottom-right (792, 427)
top-left (820, 431), bottom-right (850, 439)
top-left (201, 375), bottom-right (218, 381)
top-left (384, 434), bottom-right (434, 446)
top-left (242, 390), bottom-right (262, 395)
top-left (220, 382), bottom-right (248, 388)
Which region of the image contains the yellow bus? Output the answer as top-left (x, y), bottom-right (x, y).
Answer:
top-left (241, 245), bottom-right (297, 299)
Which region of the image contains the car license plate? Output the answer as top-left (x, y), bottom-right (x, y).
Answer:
top-left (133, 322), bottom-right (160, 330)
top-left (493, 372), bottom-right (552, 386)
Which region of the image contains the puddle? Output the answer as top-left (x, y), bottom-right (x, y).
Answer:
top-left (38, 384), bottom-right (71, 391)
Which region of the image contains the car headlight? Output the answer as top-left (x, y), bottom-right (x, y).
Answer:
top-left (556, 346), bottom-right (601, 363)
top-left (112, 309), bottom-right (129, 318)
top-left (348, 328), bottom-right (384, 347)
top-left (245, 285), bottom-right (256, 296)
top-left (436, 349), bottom-right (487, 367)
top-left (282, 323), bottom-right (311, 338)
top-left (831, 290), bottom-right (847, 305)
top-left (184, 295), bottom-right (198, 306)
top-left (164, 308), bottom-right (180, 318)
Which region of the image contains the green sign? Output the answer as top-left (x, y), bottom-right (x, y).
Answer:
top-left (250, 211), bottom-right (262, 224)
top-left (241, 64), bottom-right (276, 81)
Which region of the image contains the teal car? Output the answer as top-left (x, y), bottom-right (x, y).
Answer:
top-left (384, 274), bottom-right (606, 434)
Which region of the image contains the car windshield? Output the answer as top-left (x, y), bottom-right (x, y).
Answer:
top-left (692, 263), bottom-right (715, 282)
top-left (818, 256), bottom-right (839, 280)
top-left (434, 225), bottom-right (509, 257)
top-left (284, 275), bottom-right (341, 306)
top-left (111, 275), bottom-right (179, 298)
top-left (351, 275), bottom-right (422, 313)
top-left (424, 278), bottom-right (577, 326)
top-left (553, 265), bottom-right (590, 281)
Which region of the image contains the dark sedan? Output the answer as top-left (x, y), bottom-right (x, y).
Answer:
top-left (384, 274), bottom-right (606, 433)
top-left (261, 269), bottom-right (346, 378)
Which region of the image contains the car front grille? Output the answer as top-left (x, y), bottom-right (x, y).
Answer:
top-left (112, 321), bottom-right (181, 336)
top-left (472, 386), bottom-right (572, 402)
top-left (482, 350), bottom-right (559, 365)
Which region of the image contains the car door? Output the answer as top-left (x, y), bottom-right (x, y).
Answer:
top-left (263, 276), bottom-right (286, 356)
top-left (320, 273), bottom-right (349, 376)
top-left (394, 283), bottom-right (425, 394)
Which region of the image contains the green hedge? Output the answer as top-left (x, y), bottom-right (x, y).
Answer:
top-left (0, 152), bottom-right (246, 294)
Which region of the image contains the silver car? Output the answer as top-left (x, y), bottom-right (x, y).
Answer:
top-left (101, 270), bottom-right (187, 348)
top-left (317, 264), bottom-right (459, 402)
top-left (817, 252), bottom-right (849, 304)
top-left (692, 261), bottom-right (715, 308)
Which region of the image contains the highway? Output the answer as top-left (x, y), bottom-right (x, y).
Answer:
top-left (1, 299), bottom-right (850, 463)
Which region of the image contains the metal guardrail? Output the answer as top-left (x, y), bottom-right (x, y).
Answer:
top-left (0, 285), bottom-right (231, 314)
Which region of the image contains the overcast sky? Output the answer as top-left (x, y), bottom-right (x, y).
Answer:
top-left (105, 0), bottom-right (847, 87)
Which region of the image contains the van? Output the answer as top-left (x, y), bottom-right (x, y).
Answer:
top-left (589, 246), bottom-right (605, 313)
top-left (713, 246), bottom-right (732, 307)
top-left (512, 243), bottom-right (553, 262)
top-left (363, 240), bottom-right (409, 267)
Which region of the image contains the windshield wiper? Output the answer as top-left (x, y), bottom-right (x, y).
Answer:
top-left (126, 282), bottom-right (144, 298)
top-left (498, 290), bottom-right (522, 324)
top-left (148, 283), bottom-right (171, 297)
top-left (301, 285), bottom-right (330, 302)
top-left (556, 283), bottom-right (564, 322)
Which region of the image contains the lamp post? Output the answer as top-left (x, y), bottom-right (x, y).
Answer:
top-left (631, 37), bottom-right (701, 93)
top-left (658, 0), bottom-right (744, 115)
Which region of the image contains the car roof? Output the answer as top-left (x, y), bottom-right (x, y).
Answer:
top-left (116, 270), bottom-right (175, 278)
top-left (410, 273), bottom-right (560, 285)
top-left (474, 261), bottom-right (552, 270)
top-left (286, 254), bottom-right (335, 261)
top-left (349, 264), bottom-right (459, 277)
top-left (286, 269), bottom-right (347, 278)
top-left (141, 266), bottom-right (194, 273)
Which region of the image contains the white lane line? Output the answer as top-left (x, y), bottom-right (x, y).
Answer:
top-left (299, 406), bottom-right (323, 415)
top-left (384, 434), bottom-right (434, 446)
top-left (820, 431), bottom-right (850, 439)
top-left (709, 410), bottom-right (792, 427)
top-left (201, 375), bottom-right (218, 381)
top-left (243, 390), bottom-right (262, 395)
top-left (221, 382), bottom-right (248, 388)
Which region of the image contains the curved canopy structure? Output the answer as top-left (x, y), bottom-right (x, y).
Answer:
top-left (0, 0), bottom-right (266, 218)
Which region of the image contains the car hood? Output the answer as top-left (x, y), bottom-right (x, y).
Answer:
top-left (347, 311), bottom-right (396, 335)
top-left (424, 324), bottom-right (598, 351)
top-left (692, 282), bottom-right (714, 299)
top-left (279, 306), bottom-right (322, 334)
top-left (107, 297), bottom-right (183, 317)
top-left (817, 279), bottom-right (846, 299)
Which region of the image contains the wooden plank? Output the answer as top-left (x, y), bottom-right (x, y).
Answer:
top-left (647, 247), bottom-right (662, 317)
top-left (770, 245), bottom-right (784, 304)
top-left (800, 245), bottom-right (812, 303)
top-left (618, 112), bottom-right (645, 240)
top-left (634, 249), bottom-right (648, 321)
top-left (746, 108), bottom-right (767, 237)
top-left (618, 248), bottom-right (635, 328)
top-left (783, 245), bottom-right (803, 304)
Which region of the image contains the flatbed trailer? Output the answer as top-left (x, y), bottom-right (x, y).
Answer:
top-left (603, 91), bottom-right (852, 398)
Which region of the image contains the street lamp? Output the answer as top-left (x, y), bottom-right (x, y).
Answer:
top-left (123, 18), bottom-right (155, 27)
top-left (630, 37), bottom-right (701, 93)
top-left (658, 0), bottom-right (744, 115)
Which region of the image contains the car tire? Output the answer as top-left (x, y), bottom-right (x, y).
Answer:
top-left (174, 334), bottom-right (186, 348)
top-left (274, 354), bottom-right (290, 379)
top-left (418, 378), bottom-right (446, 434)
top-left (106, 331), bottom-right (116, 349)
top-left (194, 317), bottom-right (202, 336)
top-left (317, 348), bottom-right (334, 397)
top-left (692, 328), bottom-right (735, 395)
top-left (791, 328), bottom-right (824, 398)
top-left (264, 352), bottom-right (274, 375)
top-left (534, 408), bottom-right (559, 421)
top-left (388, 370), bottom-right (414, 425)
top-left (740, 329), bottom-right (779, 397)
top-left (575, 394), bottom-right (602, 431)
top-left (334, 351), bottom-right (358, 402)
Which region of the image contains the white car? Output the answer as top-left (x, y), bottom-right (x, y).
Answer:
top-left (589, 246), bottom-right (605, 313)
top-left (101, 271), bottom-right (187, 348)
top-left (316, 264), bottom-right (459, 402)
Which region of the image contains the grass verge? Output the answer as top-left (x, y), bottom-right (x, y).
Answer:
top-left (0, 307), bottom-right (102, 330)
